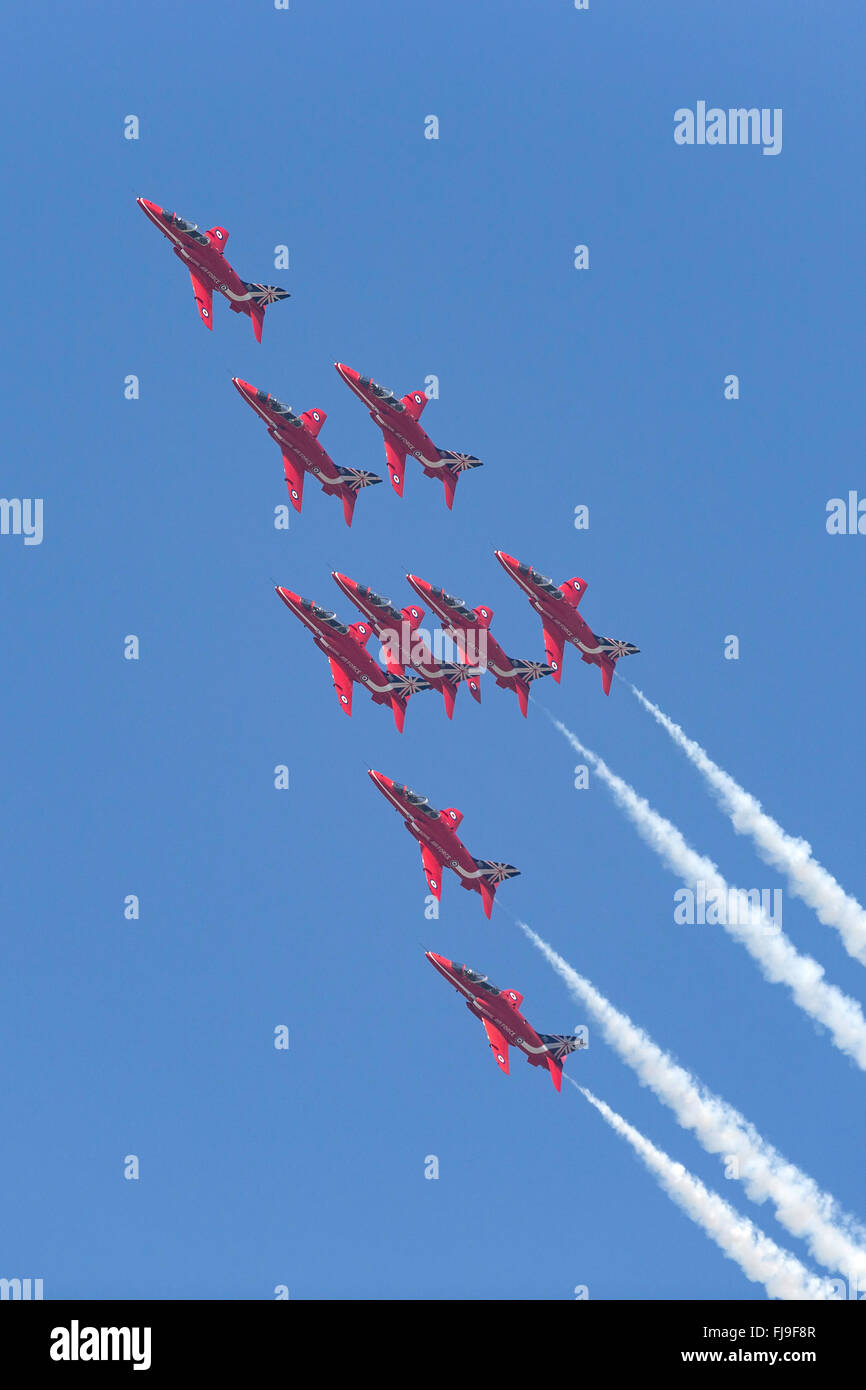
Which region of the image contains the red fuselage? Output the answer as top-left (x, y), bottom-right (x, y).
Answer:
top-left (332, 572), bottom-right (481, 716)
top-left (234, 381), bottom-right (380, 526)
top-left (334, 363), bottom-right (481, 508)
top-left (425, 953), bottom-right (582, 1090)
top-left (494, 551), bottom-right (638, 695)
top-left (137, 197), bottom-right (288, 340)
top-left (275, 589), bottom-right (426, 730)
top-left (406, 574), bottom-right (552, 716)
top-left (368, 771), bottom-right (518, 918)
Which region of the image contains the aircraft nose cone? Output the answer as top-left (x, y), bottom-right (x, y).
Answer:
top-left (137, 197), bottom-right (160, 215)
top-left (495, 550), bottom-right (516, 568)
top-left (334, 362), bottom-right (357, 382)
top-left (232, 377), bottom-right (255, 398)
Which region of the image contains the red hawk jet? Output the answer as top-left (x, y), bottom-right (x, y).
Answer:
top-left (137, 197), bottom-right (289, 341)
top-left (332, 571), bottom-right (481, 718)
top-left (425, 952), bottom-right (586, 1092)
top-left (368, 771), bottom-right (519, 918)
top-left (275, 589), bottom-right (429, 731)
top-left (334, 363), bottom-right (482, 509)
top-left (495, 551), bottom-right (639, 695)
top-left (406, 573), bottom-right (554, 717)
top-left (233, 380), bottom-right (381, 527)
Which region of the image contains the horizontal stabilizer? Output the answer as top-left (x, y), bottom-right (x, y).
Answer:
top-left (385, 671), bottom-right (431, 697)
top-left (334, 467), bottom-right (382, 492)
top-left (594, 635), bottom-right (640, 660)
top-left (509, 657), bottom-right (555, 684)
top-left (242, 280), bottom-right (290, 308)
top-left (438, 448), bottom-right (482, 474)
top-left (538, 1032), bottom-right (587, 1061)
top-left (475, 859), bottom-right (520, 885)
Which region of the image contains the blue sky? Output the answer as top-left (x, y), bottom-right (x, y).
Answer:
top-left (2, 0), bottom-right (865, 1299)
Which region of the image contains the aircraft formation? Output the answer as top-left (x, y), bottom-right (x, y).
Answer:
top-left (139, 196), bottom-right (641, 1092)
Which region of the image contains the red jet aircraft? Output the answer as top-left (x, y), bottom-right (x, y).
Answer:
top-left (275, 589), bottom-right (429, 731)
top-left (425, 953), bottom-right (586, 1092)
top-left (233, 380), bottom-right (381, 526)
top-left (334, 363), bottom-right (482, 509)
top-left (368, 772), bottom-right (519, 918)
top-left (495, 551), bottom-right (639, 695)
top-left (331, 572), bottom-right (481, 718)
top-left (137, 198), bottom-right (289, 341)
top-left (406, 574), bottom-right (554, 717)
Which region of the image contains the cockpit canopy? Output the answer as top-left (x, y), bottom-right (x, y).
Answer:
top-left (166, 212), bottom-right (209, 246)
top-left (454, 963), bottom-right (501, 995)
top-left (260, 391), bottom-right (302, 426)
top-left (440, 590), bottom-right (474, 620)
top-left (302, 599), bottom-right (348, 634)
top-left (396, 785), bottom-right (438, 818)
top-left (530, 568), bottom-right (561, 597)
top-left (359, 377), bottom-right (404, 411)
top-left (357, 585), bottom-right (401, 622)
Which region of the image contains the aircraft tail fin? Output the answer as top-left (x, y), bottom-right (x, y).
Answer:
top-left (592, 636), bottom-right (640, 695)
top-left (474, 859), bottom-right (520, 917)
top-left (333, 469), bottom-right (381, 526)
top-left (508, 657), bottom-right (555, 713)
top-left (242, 281), bottom-right (290, 342)
top-left (387, 671), bottom-right (430, 730)
top-left (438, 450), bottom-right (481, 509)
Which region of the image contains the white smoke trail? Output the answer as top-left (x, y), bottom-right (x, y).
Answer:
top-left (520, 921), bottom-right (866, 1282)
top-left (630, 685), bottom-right (866, 967)
top-left (548, 714), bottom-right (866, 1070)
top-left (575, 1082), bottom-right (835, 1300)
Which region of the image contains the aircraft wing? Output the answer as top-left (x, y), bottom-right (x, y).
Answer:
top-left (542, 624), bottom-right (565, 683)
top-left (481, 1018), bottom-right (510, 1075)
top-left (281, 452), bottom-right (305, 513)
top-left (188, 268), bottom-right (213, 329)
top-left (328, 658), bottom-right (353, 715)
top-left (382, 433), bottom-right (407, 495)
top-left (420, 844), bottom-right (444, 900)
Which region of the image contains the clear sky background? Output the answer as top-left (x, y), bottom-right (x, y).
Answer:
top-left (2, 1), bottom-right (865, 1300)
